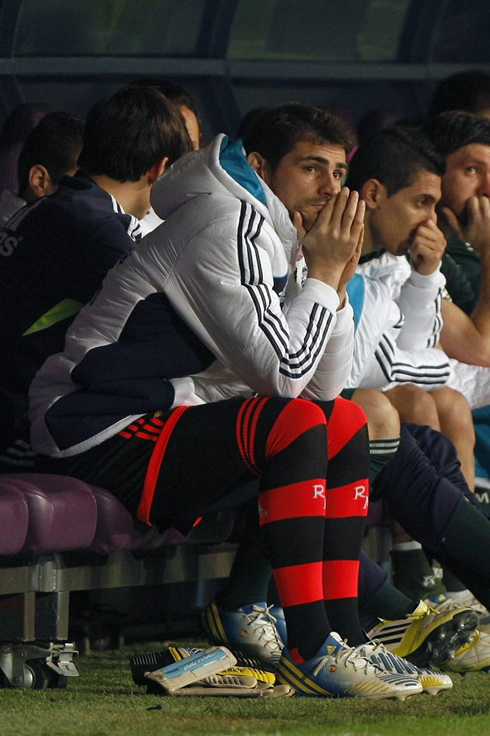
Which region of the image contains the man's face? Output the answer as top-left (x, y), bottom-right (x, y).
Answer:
top-left (260, 139), bottom-right (347, 231)
top-left (440, 143), bottom-right (490, 224)
top-left (368, 171), bottom-right (441, 256)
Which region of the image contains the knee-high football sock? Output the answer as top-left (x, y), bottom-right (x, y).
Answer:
top-left (215, 500), bottom-right (273, 610)
top-left (319, 398), bottom-right (370, 645)
top-left (435, 497), bottom-right (490, 608)
top-left (358, 549), bottom-right (417, 626)
top-left (374, 424), bottom-right (468, 553)
top-left (390, 543), bottom-right (446, 600)
top-left (369, 437), bottom-right (400, 495)
top-left (237, 396), bottom-right (369, 660)
top-left (242, 397), bottom-right (330, 661)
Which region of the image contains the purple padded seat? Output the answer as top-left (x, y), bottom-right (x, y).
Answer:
top-left (0, 473), bottom-right (237, 559)
top-left (0, 474), bottom-right (190, 557)
top-left (0, 481), bottom-right (29, 555)
top-left (135, 526), bottom-right (189, 554)
top-left (0, 474), bottom-right (98, 556)
top-left (82, 483), bottom-right (219, 554)
top-left (134, 510), bottom-right (238, 553)
top-left (86, 483), bottom-right (155, 555)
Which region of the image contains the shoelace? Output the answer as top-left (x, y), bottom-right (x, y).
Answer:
top-left (428, 597), bottom-right (460, 614)
top-left (311, 640), bottom-right (377, 677)
top-left (455, 593), bottom-right (488, 615)
top-left (409, 602), bottom-right (434, 619)
top-left (358, 639), bottom-right (400, 658)
top-left (245, 604), bottom-right (283, 653)
top-left (356, 640), bottom-right (420, 675)
top-left (431, 594), bottom-right (487, 616)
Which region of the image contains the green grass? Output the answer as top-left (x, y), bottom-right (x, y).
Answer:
top-left (1, 643), bottom-right (490, 736)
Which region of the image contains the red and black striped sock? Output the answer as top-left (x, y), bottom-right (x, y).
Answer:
top-left (320, 398), bottom-right (370, 645)
top-left (237, 396), bottom-right (369, 661)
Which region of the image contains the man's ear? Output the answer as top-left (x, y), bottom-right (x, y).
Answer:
top-left (148, 157), bottom-right (169, 185)
top-left (361, 178), bottom-right (386, 210)
top-left (246, 151), bottom-right (271, 185)
top-left (28, 164), bottom-right (53, 199)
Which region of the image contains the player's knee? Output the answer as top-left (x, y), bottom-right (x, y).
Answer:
top-left (387, 384), bottom-right (439, 427)
top-left (351, 388), bottom-right (400, 439)
top-left (264, 397), bottom-right (328, 456)
top-left (278, 397), bottom-right (327, 430)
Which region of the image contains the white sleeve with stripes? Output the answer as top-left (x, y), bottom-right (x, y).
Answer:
top-left (395, 267), bottom-right (446, 350)
top-left (300, 293), bottom-right (354, 401)
top-left (350, 273), bottom-right (451, 391)
top-left (357, 333), bottom-right (452, 391)
top-left (166, 204), bottom-right (351, 401)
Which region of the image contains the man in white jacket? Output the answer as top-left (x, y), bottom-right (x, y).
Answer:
top-left (346, 126), bottom-right (479, 488)
top-left (28, 104), bottom-right (429, 700)
top-left (344, 128), bottom-right (490, 655)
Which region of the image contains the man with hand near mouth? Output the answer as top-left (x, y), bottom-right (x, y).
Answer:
top-left (344, 126), bottom-right (477, 488)
top-left (423, 110), bottom-right (490, 316)
top-left (341, 127), bottom-right (490, 669)
top-left (30, 104), bottom-right (426, 700)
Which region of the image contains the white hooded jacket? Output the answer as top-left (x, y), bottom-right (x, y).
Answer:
top-left (29, 135), bottom-right (355, 457)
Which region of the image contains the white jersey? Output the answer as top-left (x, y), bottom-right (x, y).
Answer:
top-left (346, 251), bottom-right (450, 391)
top-left (348, 250), bottom-right (490, 410)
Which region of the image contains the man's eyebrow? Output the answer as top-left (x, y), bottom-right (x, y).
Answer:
top-left (463, 157), bottom-right (489, 167)
top-left (298, 155), bottom-right (347, 170)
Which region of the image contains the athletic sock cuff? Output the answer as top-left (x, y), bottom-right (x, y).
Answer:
top-left (369, 437), bottom-right (400, 499)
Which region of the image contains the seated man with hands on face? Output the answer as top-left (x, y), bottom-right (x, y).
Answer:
top-left (28, 103), bottom-right (432, 701)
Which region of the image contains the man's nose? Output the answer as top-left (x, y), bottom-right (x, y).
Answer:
top-left (477, 172), bottom-right (490, 197)
top-left (319, 173), bottom-right (340, 197)
top-left (426, 203), bottom-right (438, 224)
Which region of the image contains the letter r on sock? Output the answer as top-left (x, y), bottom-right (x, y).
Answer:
top-left (354, 484), bottom-right (369, 510)
top-left (313, 484), bottom-right (326, 510)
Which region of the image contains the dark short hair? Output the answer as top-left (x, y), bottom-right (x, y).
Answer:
top-left (78, 85), bottom-right (193, 182)
top-left (150, 81), bottom-right (199, 119)
top-left (131, 79), bottom-right (201, 127)
top-left (423, 110), bottom-right (490, 156)
top-left (346, 126), bottom-right (445, 197)
top-left (430, 70), bottom-right (490, 117)
top-left (236, 107), bottom-right (271, 140)
top-left (17, 111), bottom-right (84, 196)
top-left (242, 102), bottom-right (355, 170)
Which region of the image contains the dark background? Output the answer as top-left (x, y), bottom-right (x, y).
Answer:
top-left (0, 0), bottom-right (488, 140)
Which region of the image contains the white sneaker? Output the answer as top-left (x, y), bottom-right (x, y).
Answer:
top-left (277, 632), bottom-right (422, 700)
top-left (427, 592), bottom-right (489, 618)
top-left (201, 600), bottom-right (283, 667)
top-left (358, 639), bottom-right (452, 695)
top-left (478, 615), bottom-right (490, 635)
top-left (441, 629), bottom-right (490, 673)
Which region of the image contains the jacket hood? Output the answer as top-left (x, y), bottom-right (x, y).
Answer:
top-left (150, 134), bottom-right (299, 265)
